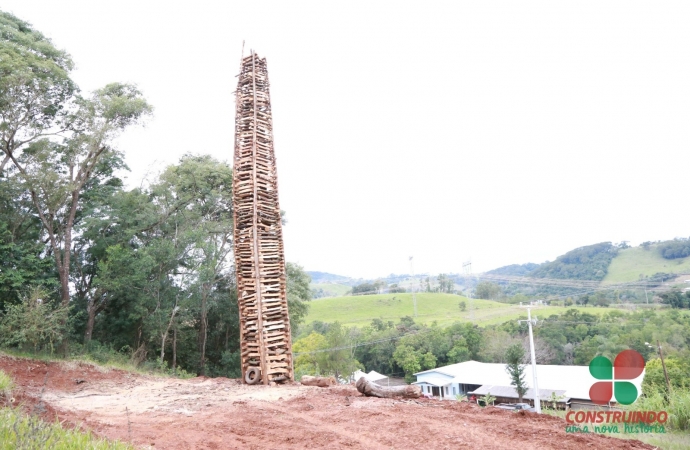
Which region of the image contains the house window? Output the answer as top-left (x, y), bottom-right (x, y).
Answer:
top-left (453, 387), bottom-right (456, 395)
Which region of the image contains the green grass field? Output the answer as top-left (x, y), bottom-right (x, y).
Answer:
top-left (603, 246), bottom-right (690, 284)
top-left (304, 292), bottom-right (618, 328)
top-left (311, 283), bottom-right (351, 297)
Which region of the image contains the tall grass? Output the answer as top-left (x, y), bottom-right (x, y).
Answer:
top-left (0, 371), bottom-right (13, 403)
top-left (0, 408), bottom-right (133, 450)
top-left (629, 388), bottom-right (690, 432)
top-left (0, 369), bottom-right (131, 448)
top-left (0, 342), bottom-right (194, 379)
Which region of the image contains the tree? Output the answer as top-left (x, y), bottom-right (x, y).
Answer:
top-left (317, 322), bottom-right (360, 380)
top-left (521, 336), bottom-right (558, 364)
top-left (0, 287), bottom-right (69, 352)
top-left (437, 274), bottom-right (454, 293)
top-left (660, 290), bottom-right (690, 309)
top-left (389, 284), bottom-right (406, 293)
top-left (293, 332), bottom-right (328, 377)
top-left (393, 344), bottom-right (421, 382)
top-left (0, 11), bottom-right (76, 175)
top-left (505, 343), bottom-right (528, 403)
top-left (0, 175), bottom-right (57, 309)
top-left (286, 263), bottom-right (312, 335)
top-left (447, 342), bottom-right (470, 364)
top-left (475, 281), bottom-right (502, 300)
top-left (642, 357), bottom-right (688, 395)
top-left (479, 329), bottom-right (520, 363)
top-left (352, 282), bottom-right (376, 295)
top-left (4, 83), bottom-right (151, 316)
top-left (458, 300), bottom-right (467, 311)
top-left (153, 154), bottom-right (233, 374)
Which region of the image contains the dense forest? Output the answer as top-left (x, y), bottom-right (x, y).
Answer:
top-left (0, 11), bottom-right (311, 376)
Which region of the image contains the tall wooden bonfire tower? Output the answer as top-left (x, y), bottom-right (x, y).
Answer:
top-left (233, 51), bottom-right (294, 385)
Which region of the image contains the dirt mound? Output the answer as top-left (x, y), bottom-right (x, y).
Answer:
top-left (1, 355), bottom-right (654, 449)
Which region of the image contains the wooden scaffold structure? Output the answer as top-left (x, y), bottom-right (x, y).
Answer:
top-left (233, 50), bottom-right (294, 385)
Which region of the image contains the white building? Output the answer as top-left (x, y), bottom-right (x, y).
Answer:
top-left (352, 369), bottom-right (388, 383)
top-left (414, 360), bottom-right (644, 409)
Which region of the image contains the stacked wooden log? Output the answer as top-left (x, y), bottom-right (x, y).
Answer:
top-left (233, 51), bottom-right (293, 385)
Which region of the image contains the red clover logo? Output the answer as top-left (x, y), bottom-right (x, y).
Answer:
top-left (589, 349), bottom-right (645, 405)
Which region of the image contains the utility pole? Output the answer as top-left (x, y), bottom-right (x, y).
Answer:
top-left (647, 341), bottom-right (671, 394)
top-left (410, 256), bottom-right (417, 317)
top-left (463, 260), bottom-right (474, 322)
top-left (518, 307), bottom-right (541, 413)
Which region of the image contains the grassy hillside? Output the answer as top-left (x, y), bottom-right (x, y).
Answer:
top-left (311, 283), bottom-right (351, 298)
top-left (305, 292), bottom-right (616, 328)
top-left (603, 245), bottom-right (690, 284)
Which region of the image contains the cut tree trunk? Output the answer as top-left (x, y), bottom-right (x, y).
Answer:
top-left (84, 302), bottom-right (96, 344)
top-left (172, 327), bottom-right (177, 372)
top-left (300, 375), bottom-right (336, 387)
top-left (356, 377), bottom-right (422, 399)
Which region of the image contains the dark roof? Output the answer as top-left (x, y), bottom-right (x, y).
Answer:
top-left (468, 385), bottom-right (569, 401)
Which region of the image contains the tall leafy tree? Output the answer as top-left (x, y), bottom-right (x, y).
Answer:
top-left (286, 262), bottom-right (312, 336)
top-left (153, 154), bottom-right (234, 374)
top-left (0, 11), bottom-right (76, 175)
top-left (3, 82), bottom-right (151, 318)
top-left (505, 343), bottom-right (528, 403)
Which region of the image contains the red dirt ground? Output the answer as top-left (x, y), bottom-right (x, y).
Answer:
top-left (1, 355), bottom-right (654, 449)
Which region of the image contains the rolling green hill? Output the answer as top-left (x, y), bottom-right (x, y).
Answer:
top-left (603, 245), bottom-right (690, 284)
top-left (310, 282), bottom-right (352, 298)
top-left (305, 292), bottom-right (616, 328)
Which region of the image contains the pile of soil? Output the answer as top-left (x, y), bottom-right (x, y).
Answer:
top-left (0, 355), bottom-right (654, 449)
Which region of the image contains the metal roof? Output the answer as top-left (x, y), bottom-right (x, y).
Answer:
top-left (468, 384), bottom-right (568, 401)
top-left (353, 370), bottom-right (388, 382)
top-left (412, 377), bottom-right (454, 387)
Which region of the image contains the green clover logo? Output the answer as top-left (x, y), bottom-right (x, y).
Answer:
top-left (589, 349), bottom-right (645, 405)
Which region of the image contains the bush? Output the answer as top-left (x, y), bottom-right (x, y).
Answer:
top-left (0, 288), bottom-right (69, 353)
top-left (628, 387), bottom-right (690, 431)
top-left (0, 407), bottom-right (133, 449)
top-left (0, 371), bottom-right (13, 405)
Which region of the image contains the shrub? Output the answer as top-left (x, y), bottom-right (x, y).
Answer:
top-left (0, 371), bottom-right (13, 405)
top-left (0, 288), bottom-right (69, 353)
top-left (0, 407), bottom-right (133, 449)
top-left (627, 387), bottom-right (690, 431)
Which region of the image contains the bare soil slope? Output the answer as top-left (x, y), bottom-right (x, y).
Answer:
top-left (1, 355), bottom-right (653, 450)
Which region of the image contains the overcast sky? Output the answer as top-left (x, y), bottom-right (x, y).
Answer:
top-left (5, 1), bottom-right (690, 279)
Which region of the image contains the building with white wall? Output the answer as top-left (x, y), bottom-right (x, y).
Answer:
top-left (414, 360), bottom-right (644, 409)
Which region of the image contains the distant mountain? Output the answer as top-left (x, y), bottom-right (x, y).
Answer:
top-left (529, 242), bottom-right (617, 281)
top-left (486, 243), bottom-right (618, 282)
top-left (306, 271), bottom-right (363, 286)
top-left (486, 263), bottom-right (540, 277)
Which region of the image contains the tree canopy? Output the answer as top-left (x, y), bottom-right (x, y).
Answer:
top-left (0, 10), bottom-right (311, 377)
